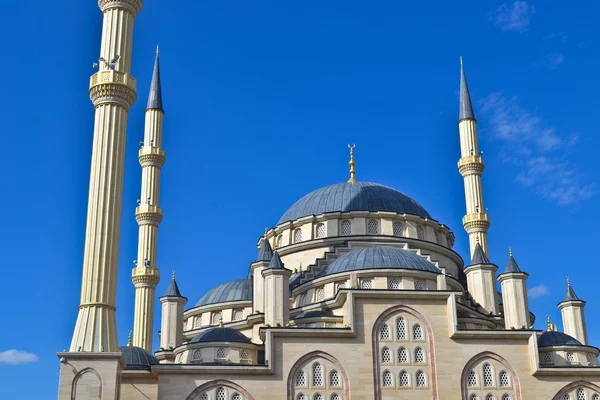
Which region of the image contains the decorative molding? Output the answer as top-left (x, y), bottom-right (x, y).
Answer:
top-left (71, 367), bottom-right (102, 400)
top-left (132, 274), bottom-right (160, 286)
top-left (138, 149), bottom-right (166, 167)
top-left (97, 0), bottom-right (143, 14)
top-left (458, 156), bottom-right (485, 176)
top-left (286, 350), bottom-right (351, 400)
top-left (89, 71), bottom-right (137, 108)
top-left (460, 351), bottom-right (522, 400)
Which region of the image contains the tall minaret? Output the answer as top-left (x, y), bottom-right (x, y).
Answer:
top-left (457, 57), bottom-right (491, 257)
top-left (69, 0), bottom-right (141, 353)
top-left (132, 49), bottom-right (166, 351)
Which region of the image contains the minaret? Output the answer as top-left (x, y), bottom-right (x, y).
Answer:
top-left (464, 241), bottom-right (499, 314)
top-left (251, 234), bottom-right (273, 314)
top-left (498, 248), bottom-right (530, 329)
top-left (132, 49), bottom-right (166, 351)
top-left (69, 0), bottom-right (142, 353)
top-left (558, 279), bottom-right (588, 345)
top-left (262, 251), bottom-right (292, 327)
top-left (457, 58), bottom-right (490, 258)
top-left (159, 271), bottom-right (187, 353)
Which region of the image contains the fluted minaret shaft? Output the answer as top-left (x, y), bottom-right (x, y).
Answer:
top-left (132, 53), bottom-right (165, 351)
top-left (70, 0), bottom-right (142, 353)
top-left (457, 59), bottom-right (490, 258)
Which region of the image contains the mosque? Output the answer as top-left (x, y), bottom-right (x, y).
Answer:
top-left (57, 1), bottom-right (600, 399)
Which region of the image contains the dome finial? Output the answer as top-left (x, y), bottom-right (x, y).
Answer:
top-left (156, 43), bottom-right (159, 56)
top-left (546, 315), bottom-right (553, 332)
top-left (567, 276), bottom-right (570, 286)
top-left (219, 316), bottom-right (224, 328)
top-left (460, 55), bottom-right (463, 67)
top-left (347, 144), bottom-right (357, 183)
top-left (172, 270), bottom-right (176, 280)
top-left (509, 246), bottom-right (513, 257)
top-left (127, 330), bottom-right (133, 346)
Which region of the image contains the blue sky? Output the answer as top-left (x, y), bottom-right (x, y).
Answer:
top-left (1, 0), bottom-right (599, 397)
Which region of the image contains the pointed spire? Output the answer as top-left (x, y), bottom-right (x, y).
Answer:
top-left (459, 56), bottom-right (475, 121)
top-left (347, 144), bottom-right (357, 183)
top-left (470, 242), bottom-right (490, 265)
top-left (268, 250), bottom-right (284, 269)
top-left (563, 277), bottom-right (580, 302)
top-left (147, 47), bottom-right (163, 111)
top-left (504, 247), bottom-right (522, 273)
top-left (127, 330), bottom-right (133, 346)
top-left (256, 237), bottom-right (274, 262)
top-left (546, 315), bottom-right (553, 332)
top-left (164, 270), bottom-right (182, 297)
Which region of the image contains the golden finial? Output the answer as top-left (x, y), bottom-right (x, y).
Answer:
top-left (546, 315), bottom-right (553, 332)
top-left (219, 316), bottom-right (224, 328)
top-left (460, 56), bottom-right (463, 67)
top-left (156, 44), bottom-right (159, 56)
top-left (172, 270), bottom-right (176, 280)
top-left (127, 330), bottom-right (133, 346)
top-left (347, 144), bottom-right (357, 183)
top-left (509, 246), bottom-right (513, 257)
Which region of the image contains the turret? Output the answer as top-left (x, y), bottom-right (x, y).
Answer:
top-left (498, 248), bottom-right (530, 329)
top-left (251, 234), bottom-right (273, 313)
top-left (159, 272), bottom-right (187, 353)
top-left (457, 58), bottom-right (491, 258)
top-left (262, 251), bottom-right (292, 327)
top-left (558, 279), bottom-right (588, 345)
top-left (464, 242), bottom-right (499, 314)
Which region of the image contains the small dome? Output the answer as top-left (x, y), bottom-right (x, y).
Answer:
top-left (317, 246), bottom-right (440, 278)
top-left (195, 279), bottom-right (251, 307)
top-left (538, 331), bottom-right (582, 347)
top-left (190, 327), bottom-right (252, 344)
top-left (278, 182), bottom-right (432, 225)
top-left (119, 345), bottom-right (159, 369)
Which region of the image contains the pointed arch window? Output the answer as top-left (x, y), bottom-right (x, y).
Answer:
top-left (542, 352), bottom-right (553, 364)
top-left (415, 370), bottom-right (426, 387)
top-left (414, 280), bottom-right (424, 290)
top-left (396, 317), bottom-right (407, 339)
top-left (562, 395), bottom-right (572, 400)
top-left (313, 394), bottom-right (323, 400)
top-left (232, 394), bottom-right (242, 400)
top-left (330, 394), bottom-right (340, 400)
top-left (316, 287), bottom-right (325, 301)
top-left (294, 229), bottom-right (303, 243)
top-left (200, 394), bottom-right (209, 400)
top-left (482, 363), bottom-right (494, 387)
top-left (329, 370), bottom-right (340, 387)
top-left (382, 370), bottom-right (393, 387)
top-left (467, 370), bottom-right (478, 387)
top-left (417, 226), bottom-right (425, 240)
top-left (232, 309), bottom-right (244, 321)
top-left (577, 389), bottom-right (587, 400)
top-left (340, 220), bottom-right (352, 236)
top-left (316, 223), bottom-right (326, 238)
top-left (361, 279), bottom-right (372, 289)
top-left (499, 370), bottom-right (510, 387)
top-left (216, 388), bottom-right (226, 400)
top-left (592, 394), bottom-right (600, 400)
top-left (295, 370), bottom-right (307, 387)
top-left (398, 347), bottom-right (408, 364)
top-left (367, 219), bottom-right (379, 235)
top-left (486, 395), bottom-right (496, 400)
top-left (195, 316), bottom-right (203, 328)
top-left (380, 324), bottom-right (390, 340)
top-left (399, 370), bottom-right (410, 387)
top-left (216, 348), bottom-right (226, 360)
top-left (381, 347), bottom-right (392, 363)
top-left (212, 312), bottom-right (222, 325)
top-left (193, 349), bottom-right (202, 360)
top-left (276, 235), bottom-right (283, 248)
top-left (566, 352), bottom-right (575, 363)
top-left (312, 362), bottom-right (323, 386)
top-left (388, 278), bottom-right (400, 290)
top-left (412, 324), bottom-right (423, 340)
top-left (393, 221), bottom-right (404, 236)
top-left (414, 347), bottom-right (425, 363)
top-left (502, 395), bottom-right (512, 400)
top-left (470, 395), bottom-right (480, 400)
top-left (297, 394), bottom-right (307, 400)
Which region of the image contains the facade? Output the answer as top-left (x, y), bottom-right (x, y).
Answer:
top-left (57, 2), bottom-right (600, 399)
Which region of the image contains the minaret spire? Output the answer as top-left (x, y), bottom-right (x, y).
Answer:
top-left (347, 144), bottom-right (357, 183)
top-left (132, 51), bottom-right (167, 351)
top-left (456, 57), bottom-right (490, 257)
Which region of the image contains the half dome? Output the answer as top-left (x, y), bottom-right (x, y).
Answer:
top-left (195, 279), bottom-right (251, 307)
top-left (277, 182), bottom-right (431, 225)
top-left (317, 246), bottom-right (441, 278)
top-left (538, 331), bottom-right (582, 347)
top-left (119, 345), bottom-right (159, 369)
top-left (190, 327), bottom-right (252, 344)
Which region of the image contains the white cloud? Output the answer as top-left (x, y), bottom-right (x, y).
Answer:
top-left (545, 53), bottom-right (565, 70)
top-left (543, 31), bottom-right (567, 43)
top-left (490, 1), bottom-right (535, 32)
top-left (528, 284), bottom-right (549, 298)
top-left (0, 350), bottom-right (39, 365)
top-left (480, 93), bottom-right (596, 206)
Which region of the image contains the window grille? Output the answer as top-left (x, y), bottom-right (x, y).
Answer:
top-left (502, 395), bottom-right (512, 400)
top-left (468, 370), bottom-right (479, 387)
top-left (577, 389), bottom-right (587, 400)
top-left (413, 324), bottom-right (423, 340)
top-left (276, 235), bottom-right (283, 248)
top-left (337, 282), bottom-right (346, 290)
top-left (393, 222), bottom-right (403, 236)
top-left (233, 310), bottom-right (244, 321)
top-left (542, 352), bottom-right (553, 364)
top-left (567, 352), bottom-right (575, 362)
top-left (398, 347), bottom-right (408, 363)
top-left (380, 324), bottom-right (390, 339)
top-left (417, 226), bottom-right (425, 240)
top-left (381, 347), bottom-right (391, 363)
top-left (388, 278), bottom-right (400, 290)
top-left (399, 370), bottom-right (410, 387)
top-left (470, 395), bottom-right (480, 400)
top-left (200, 394), bottom-right (209, 400)
top-left (367, 219), bottom-right (379, 235)
top-left (294, 229), bottom-right (303, 243)
top-left (415, 370), bottom-right (426, 387)
top-left (316, 287), bottom-right (325, 301)
top-left (212, 312), bottom-right (222, 325)
top-left (316, 223), bottom-right (326, 238)
top-left (329, 370), bottom-right (341, 387)
top-left (240, 349), bottom-right (249, 361)
top-left (312, 363), bottom-right (323, 386)
top-left (415, 347), bottom-right (425, 363)
top-left (382, 370), bottom-right (393, 387)
top-left (313, 394), bottom-right (323, 400)
top-left (216, 348), bottom-right (226, 359)
top-left (216, 388), bottom-right (226, 400)
top-left (396, 317), bottom-right (407, 339)
top-left (195, 316), bottom-right (202, 328)
top-left (483, 363), bottom-right (494, 387)
top-left (486, 395), bottom-right (496, 400)
top-left (232, 394), bottom-right (242, 400)
top-left (295, 370), bottom-right (307, 387)
top-left (361, 279), bottom-right (372, 289)
top-left (341, 220), bottom-right (352, 235)
top-left (330, 394), bottom-right (340, 400)
top-left (414, 280), bottom-right (424, 290)
top-left (297, 394), bottom-right (307, 400)
top-left (592, 394), bottom-right (599, 400)
top-left (562, 395), bottom-right (571, 400)
top-left (193, 349), bottom-right (202, 360)
top-left (499, 371), bottom-right (510, 387)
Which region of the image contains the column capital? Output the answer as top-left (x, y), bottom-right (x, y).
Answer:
top-left (98, 0), bottom-right (143, 15)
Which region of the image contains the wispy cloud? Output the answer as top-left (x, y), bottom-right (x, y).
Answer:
top-left (0, 350), bottom-right (39, 365)
top-left (528, 284), bottom-right (549, 298)
top-left (489, 1), bottom-right (535, 32)
top-left (480, 93), bottom-right (596, 206)
top-left (543, 31), bottom-right (568, 43)
top-left (545, 53), bottom-right (565, 70)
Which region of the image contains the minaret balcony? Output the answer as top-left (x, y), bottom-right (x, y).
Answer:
top-left (135, 204), bottom-right (163, 225)
top-left (139, 147), bottom-right (166, 167)
top-left (462, 213), bottom-right (490, 232)
top-left (458, 156), bottom-right (484, 175)
top-left (89, 69), bottom-right (137, 108)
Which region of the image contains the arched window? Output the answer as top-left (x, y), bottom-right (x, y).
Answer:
top-left (562, 395), bottom-right (572, 400)
top-left (294, 229), bottom-right (303, 243)
top-left (316, 223), bottom-right (326, 238)
top-left (297, 394), bottom-right (307, 400)
top-left (399, 370), bottom-right (410, 387)
top-left (396, 317), bottom-right (407, 339)
top-left (313, 394), bottom-right (323, 400)
top-left (470, 395), bottom-right (480, 400)
top-left (393, 221), bottom-right (404, 236)
top-left (415, 370), bottom-right (426, 387)
top-left (195, 316), bottom-right (203, 328)
top-left (239, 349), bottom-right (249, 361)
top-left (193, 349), bottom-right (202, 360)
top-left (233, 310), bottom-right (244, 321)
top-left (542, 352), bottom-right (553, 364)
top-left (295, 370), bottom-right (307, 387)
top-left (417, 226), bottom-right (425, 240)
top-left (486, 395), bottom-right (496, 400)
top-left (367, 219), bottom-right (379, 235)
top-left (312, 362), bottom-right (323, 386)
top-left (388, 278), bottom-right (400, 290)
top-left (200, 394), bottom-right (209, 400)
top-left (340, 220), bottom-right (352, 235)
top-left (361, 279), bottom-right (372, 289)
top-left (216, 387), bottom-right (226, 400)
top-left (567, 352), bottom-right (575, 362)
top-left (216, 348), bottom-right (226, 359)
top-left (415, 347), bottom-right (425, 363)
top-left (380, 324), bottom-right (390, 340)
top-left (329, 370), bottom-right (340, 387)
top-left (499, 370), bottom-right (510, 387)
top-left (212, 312), bottom-right (222, 325)
top-left (330, 394), bottom-right (340, 400)
top-left (232, 393), bottom-right (242, 400)
top-left (337, 281), bottom-right (346, 290)
top-left (483, 363), bottom-right (494, 387)
top-left (382, 370), bottom-right (393, 387)
top-left (381, 347), bottom-right (392, 363)
top-left (276, 235), bottom-right (283, 248)
top-left (316, 287), bottom-right (325, 301)
top-left (467, 370), bottom-right (478, 387)
top-left (398, 347), bottom-right (408, 363)
top-left (414, 280), bottom-right (424, 290)
top-left (577, 389), bottom-right (587, 400)
top-left (502, 395), bottom-right (512, 400)
top-left (592, 394), bottom-right (600, 400)
top-left (413, 324), bottom-right (423, 340)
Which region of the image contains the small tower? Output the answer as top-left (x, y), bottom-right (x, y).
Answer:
top-left (159, 272), bottom-right (187, 355)
top-left (498, 248), bottom-right (530, 329)
top-left (251, 234), bottom-right (273, 313)
top-left (457, 58), bottom-right (491, 258)
top-left (262, 251), bottom-right (292, 327)
top-left (464, 242), bottom-right (499, 314)
top-left (132, 49), bottom-right (167, 351)
top-left (558, 279), bottom-right (588, 345)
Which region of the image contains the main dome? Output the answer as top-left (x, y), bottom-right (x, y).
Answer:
top-left (277, 182), bottom-right (431, 225)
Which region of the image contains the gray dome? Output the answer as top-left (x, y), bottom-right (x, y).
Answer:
top-left (277, 182), bottom-right (431, 225)
top-left (195, 279), bottom-right (251, 307)
top-left (119, 345), bottom-right (159, 370)
top-left (538, 331), bottom-right (582, 347)
top-left (317, 246), bottom-right (441, 278)
top-left (190, 327), bottom-right (252, 344)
